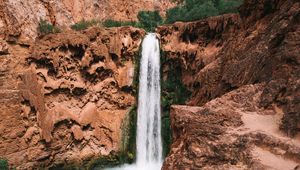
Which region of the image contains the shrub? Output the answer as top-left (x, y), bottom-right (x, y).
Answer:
top-left (165, 6), bottom-right (184, 24)
top-left (38, 19), bottom-right (60, 34)
top-left (70, 19), bottom-right (100, 31)
top-left (103, 11), bottom-right (163, 32)
top-left (0, 159), bottom-right (8, 170)
top-left (137, 11), bottom-right (163, 32)
top-left (186, 1), bottom-right (219, 21)
top-left (102, 20), bottom-right (137, 28)
top-left (217, 0), bottom-right (243, 14)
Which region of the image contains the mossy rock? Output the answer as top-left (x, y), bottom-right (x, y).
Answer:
top-left (160, 50), bottom-right (192, 156)
top-left (87, 153), bottom-right (126, 170)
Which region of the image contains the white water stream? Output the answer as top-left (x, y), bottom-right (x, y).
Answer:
top-left (106, 33), bottom-right (163, 170)
top-left (136, 33), bottom-right (162, 167)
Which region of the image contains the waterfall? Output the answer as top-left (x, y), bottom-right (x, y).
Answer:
top-left (136, 33), bottom-right (162, 167)
top-left (104, 33), bottom-right (162, 170)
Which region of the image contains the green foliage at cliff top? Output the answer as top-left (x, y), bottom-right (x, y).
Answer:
top-left (70, 0), bottom-right (242, 32)
top-left (103, 11), bottom-right (162, 32)
top-left (137, 11), bottom-right (163, 32)
top-left (165, 0), bottom-right (243, 24)
top-left (103, 20), bottom-right (138, 28)
top-left (102, 0), bottom-right (242, 31)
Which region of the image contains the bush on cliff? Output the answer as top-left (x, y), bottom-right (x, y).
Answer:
top-left (166, 0), bottom-right (243, 24)
top-left (217, 0), bottom-right (243, 14)
top-left (102, 20), bottom-right (138, 28)
top-left (103, 11), bottom-right (162, 32)
top-left (70, 19), bottom-right (101, 31)
top-left (38, 19), bottom-right (61, 34)
top-left (137, 10), bottom-right (163, 32)
top-left (0, 159), bottom-right (8, 170)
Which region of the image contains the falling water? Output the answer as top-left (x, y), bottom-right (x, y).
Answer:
top-left (136, 33), bottom-right (162, 168)
top-left (105, 33), bottom-right (162, 170)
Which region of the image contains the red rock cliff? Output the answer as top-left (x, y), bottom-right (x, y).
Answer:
top-left (158, 0), bottom-right (300, 169)
top-left (0, 26), bottom-right (144, 169)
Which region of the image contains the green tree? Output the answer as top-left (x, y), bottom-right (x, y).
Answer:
top-left (213, 0), bottom-right (221, 7)
top-left (185, 1), bottom-right (219, 21)
top-left (217, 0), bottom-right (243, 14)
top-left (137, 11), bottom-right (163, 32)
top-left (165, 6), bottom-right (184, 24)
top-left (165, 0), bottom-right (243, 24)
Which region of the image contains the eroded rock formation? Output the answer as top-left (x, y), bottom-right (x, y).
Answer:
top-left (0, 26), bottom-right (144, 169)
top-left (159, 0), bottom-right (300, 169)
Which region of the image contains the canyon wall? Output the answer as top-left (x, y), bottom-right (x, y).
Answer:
top-left (0, 26), bottom-right (144, 169)
top-left (1, 0), bottom-right (299, 169)
top-left (0, 0), bottom-right (174, 43)
top-left (159, 0), bottom-right (300, 169)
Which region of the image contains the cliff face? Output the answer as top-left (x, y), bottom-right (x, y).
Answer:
top-left (0, 0), bottom-right (174, 43)
top-left (159, 0), bottom-right (300, 169)
top-left (1, 0), bottom-right (300, 169)
top-left (0, 27), bottom-right (144, 169)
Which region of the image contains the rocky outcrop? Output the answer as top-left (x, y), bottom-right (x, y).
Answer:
top-left (163, 84), bottom-right (300, 169)
top-left (0, 0), bottom-right (174, 43)
top-left (0, 26), bottom-right (144, 169)
top-left (159, 0), bottom-right (300, 136)
top-left (159, 0), bottom-right (300, 169)
top-left (0, 39), bottom-right (8, 55)
top-left (158, 13), bottom-right (241, 95)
